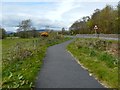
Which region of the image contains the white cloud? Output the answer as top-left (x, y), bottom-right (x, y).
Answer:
top-left (2, 0), bottom-right (119, 2)
top-left (44, 0), bottom-right (76, 20)
top-left (1, 0), bottom-right (119, 31)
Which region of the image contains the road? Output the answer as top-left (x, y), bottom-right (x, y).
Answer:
top-left (35, 40), bottom-right (106, 88)
top-left (65, 34), bottom-right (118, 40)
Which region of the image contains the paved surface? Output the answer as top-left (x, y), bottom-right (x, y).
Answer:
top-left (76, 36), bottom-right (118, 40)
top-left (65, 35), bottom-right (118, 40)
top-left (35, 40), bottom-right (105, 88)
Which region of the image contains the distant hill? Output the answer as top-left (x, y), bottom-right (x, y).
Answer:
top-left (36, 29), bottom-right (46, 32)
top-left (6, 31), bottom-right (14, 34)
top-left (6, 29), bottom-right (49, 34)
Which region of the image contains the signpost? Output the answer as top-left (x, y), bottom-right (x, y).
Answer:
top-left (94, 25), bottom-right (99, 38)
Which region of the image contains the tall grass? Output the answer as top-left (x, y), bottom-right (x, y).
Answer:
top-left (2, 34), bottom-right (71, 88)
top-left (2, 38), bottom-right (45, 88)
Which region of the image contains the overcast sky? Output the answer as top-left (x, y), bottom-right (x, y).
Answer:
top-left (1, 0), bottom-right (119, 32)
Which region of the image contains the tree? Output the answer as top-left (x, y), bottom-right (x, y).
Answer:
top-left (17, 19), bottom-right (32, 38)
top-left (69, 4), bottom-right (118, 34)
top-left (118, 1), bottom-right (120, 33)
top-left (99, 5), bottom-right (114, 33)
top-left (0, 27), bottom-right (6, 39)
top-left (69, 17), bottom-right (90, 34)
top-left (82, 16), bottom-right (90, 22)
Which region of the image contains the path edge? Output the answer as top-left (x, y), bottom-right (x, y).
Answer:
top-left (66, 49), bottom-right (108, 88)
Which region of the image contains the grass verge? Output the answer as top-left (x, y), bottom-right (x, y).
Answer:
top-left (2, 34), bottom-right (71, 88)
top-left (67, 38), bottom-right (118, 88)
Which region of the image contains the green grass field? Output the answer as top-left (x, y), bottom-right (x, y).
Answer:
top-left (2, 34), bottom-right (71, 88)
top-left (67, 38), bottom-right (118, 88)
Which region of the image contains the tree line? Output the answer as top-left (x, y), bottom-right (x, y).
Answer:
top-left (69, 2), bottom-right (120, 34)
top-left (0, 19), bottom-right (40, 39)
